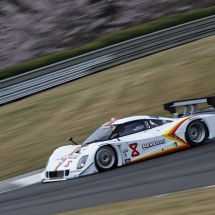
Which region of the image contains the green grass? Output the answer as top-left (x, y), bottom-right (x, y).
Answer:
top-left (0, 5), bottom-right (215, 80)
top-left (55, 186), bottom-right (215, 215)
top-left (0, 35), bottom-right (215, 181)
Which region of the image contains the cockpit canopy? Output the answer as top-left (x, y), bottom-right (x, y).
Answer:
top-left (82, 125), bottom-right (117, 145)
top-left (82, 118), bottom-right (172, 145)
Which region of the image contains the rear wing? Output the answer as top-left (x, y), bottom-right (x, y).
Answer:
top-left (164, 96), bottom-right (215, 117)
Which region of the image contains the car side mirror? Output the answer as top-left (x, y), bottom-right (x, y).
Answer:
top-left (67, 136), bottom-right (78, 145)
top-left (67, 136), bottom-right (73, 142)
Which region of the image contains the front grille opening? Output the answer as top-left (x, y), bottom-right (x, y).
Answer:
top-left (49, 171), bottom-right (64, 179)
top-left (65, 170), bottom-right (69, 176)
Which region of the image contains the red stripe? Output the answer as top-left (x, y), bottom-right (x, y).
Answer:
top-left (105, 119), bottom-right (118, 126)
top-left (54, 147), bottom-right (81, 171)
top-left (130, 144), bottom-right (189, 164)
top-left (170, 117), bottom-right (189, 135)
top-left (54, 158), bottom-right (67, 171)
top-left (175, 135), bottom-right (189, 145)
top-left (166, 117), bottom-right (192, 147)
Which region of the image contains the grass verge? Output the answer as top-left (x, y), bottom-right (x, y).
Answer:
top-left (55, 186), bottom-right (215, 215)
top-left (0, 35), bottom-right (215, 180)
top-left (0, 5), bottom-right (215, 80)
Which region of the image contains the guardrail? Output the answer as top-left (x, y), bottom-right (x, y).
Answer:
top-left (0, 15), bottom-right (215, 106)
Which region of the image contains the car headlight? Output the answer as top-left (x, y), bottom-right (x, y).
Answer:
top-left (77, 155), bottom-right (88, 169)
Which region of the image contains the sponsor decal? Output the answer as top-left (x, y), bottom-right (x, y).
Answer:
top-left (54, 147), bottom-right (80, 171)
top-left (57, 154), bottom-right (80, 160)
top-left (124, 153), bottom-right (127, 158)
top-left (124, 158), bottom-right (131, 165)
top-left (100, 125), bottom-right (116, 129)
top-left (142, 139), bottom-right (166, 150)
top-left (69, 154), bottom-right (80, 159)
top-left (64, 160), bottom-right (72, 167)
top-left (129, 143), bottom-right (140, 157)
top-left (122, 148), bottom-right (128, 153)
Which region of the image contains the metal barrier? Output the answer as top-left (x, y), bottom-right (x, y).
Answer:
top-left (0, 15), bottom-right (215, 106)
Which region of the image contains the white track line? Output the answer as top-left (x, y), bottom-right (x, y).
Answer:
top-left (154, 185), bottom-right (215, 198)
top-left (0, 186), bottom-right (27, 194)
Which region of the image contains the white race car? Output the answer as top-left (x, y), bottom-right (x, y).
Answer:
top-left (41, 96), bottom-right (215, 182)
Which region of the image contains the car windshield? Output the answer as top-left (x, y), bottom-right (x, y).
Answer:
top-left (82, 125), bottom-right (117, 145)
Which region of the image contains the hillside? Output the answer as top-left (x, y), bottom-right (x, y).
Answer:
top-left (0, 0), bottom-right (215, 69)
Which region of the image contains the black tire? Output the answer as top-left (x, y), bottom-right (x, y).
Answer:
top-left (95, 146), bottom-right (117, 172)
top-left (185, 120), bottom-right (207, 147)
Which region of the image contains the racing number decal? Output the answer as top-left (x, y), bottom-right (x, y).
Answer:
top-left (64, 160), bottom-right (72, 167)
top-left (129, 143), bottom-right (140, 157)
top-left (144, 121), bottom-right (150, 129)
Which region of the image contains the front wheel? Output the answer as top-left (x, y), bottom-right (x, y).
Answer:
top-left (95, 146), bottom-right (117, 172)
top-left (185, 120), bottom-right (207, 147)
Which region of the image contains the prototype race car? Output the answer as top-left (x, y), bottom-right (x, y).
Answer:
top-left (41, 96), bottom-right (215, 182)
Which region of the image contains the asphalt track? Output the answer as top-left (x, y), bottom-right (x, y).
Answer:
top-left (1, 140), bottom-right (215, 215)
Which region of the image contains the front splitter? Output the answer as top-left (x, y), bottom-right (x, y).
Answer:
top-left (42, 178), bottom-right (66, 183)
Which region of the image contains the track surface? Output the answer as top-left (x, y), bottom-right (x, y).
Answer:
top-left (1, 140), bottom-right (215, 215)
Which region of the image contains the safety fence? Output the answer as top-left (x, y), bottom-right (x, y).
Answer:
top-left (0, 15), bottom-right (214, 106)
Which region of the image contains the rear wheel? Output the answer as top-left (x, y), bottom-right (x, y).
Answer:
top-left (185, 120), bottom-right (207, 147)
top-left (95, 146), bottom-right (117, 171)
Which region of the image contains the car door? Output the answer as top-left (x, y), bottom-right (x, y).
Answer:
top-left (140, 119), bottom-right (172, 156)
top-left (148, 118), bottom-right (183, 152)
top-left (117, 120), bottom-right (157, 164)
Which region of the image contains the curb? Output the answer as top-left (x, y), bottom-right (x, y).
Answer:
top-left (0, 169), bottom-right (43, 193)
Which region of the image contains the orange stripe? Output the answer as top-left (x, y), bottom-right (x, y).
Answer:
top-left (54, 147), bottom-right (81, 171)
top-left (54, 158), bottom-right (67, 172)
top-left (130, 144), bottom-right (188, 164)
top-left (104, 119), bottom-right (118, 126)
top-left (163, 117), bottom-right (192, 147)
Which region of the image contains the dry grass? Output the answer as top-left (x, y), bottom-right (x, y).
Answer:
top-left (0, 35), bottom-right (215, 180)
top-left (56, 186), bottom-right (215, 215)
